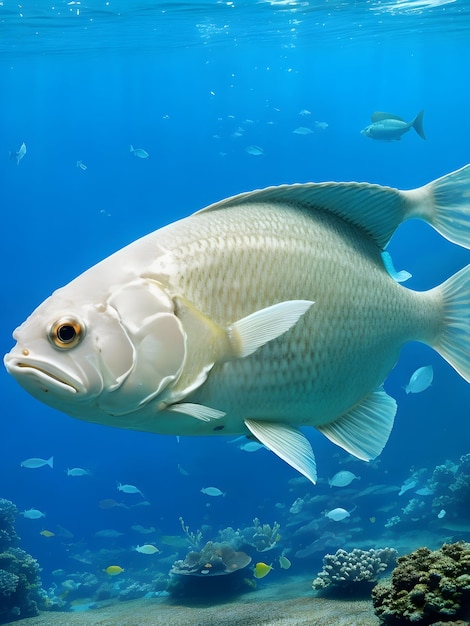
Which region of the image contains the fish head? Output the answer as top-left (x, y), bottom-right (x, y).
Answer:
top-left (4, 277), bottom-right (187, 422)
top-left (360, 124), bottom-right (374, 138)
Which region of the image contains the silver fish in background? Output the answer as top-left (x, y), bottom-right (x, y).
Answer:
top-left (361, 110), bottom-right (426, 141)
top-left (10, 141), bottom-right (27, 165)
top-left (4, 165), bottom-right (470, 484)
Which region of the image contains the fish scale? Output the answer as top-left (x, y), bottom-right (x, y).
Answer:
top-left (5, 165), bottom-right (470, 484)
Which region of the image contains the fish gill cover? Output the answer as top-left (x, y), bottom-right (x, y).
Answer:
top-left (0, 0), bottom-right (470, 622)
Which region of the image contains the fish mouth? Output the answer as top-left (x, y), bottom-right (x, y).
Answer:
top-left (4, 355), bottom-right (82, 395)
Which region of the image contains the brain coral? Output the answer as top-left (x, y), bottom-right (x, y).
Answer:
top-left (372, 542), bottom-right (470, 624)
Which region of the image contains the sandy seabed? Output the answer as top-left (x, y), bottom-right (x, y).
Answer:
top-left (10, 578), bottom-right (379, 626)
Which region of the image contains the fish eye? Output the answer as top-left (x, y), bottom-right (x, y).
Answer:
top-left (48, 317), bottom-right (85, 349)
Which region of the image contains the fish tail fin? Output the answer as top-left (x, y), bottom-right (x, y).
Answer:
top-left (47, 456), bottom-right (54, 469)
top-left (411, 109), bottom-right (426, 140)
top-left (404, 164), bottom-right (470, 249)
top-left (129, 145), bottom-right (134, 152)
top-left (430, 264), bottom-right (470, 382)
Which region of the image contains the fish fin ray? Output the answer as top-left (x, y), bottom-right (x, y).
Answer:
top-left (405, 164), bottom-right (470, 249)
top-left (229, 300), bottom-right (314, 359)
top-left (166, 403), bottom-right (226, 422)
top-left (198, 181), bottom-right (414, 248)
top-left (371, 111), bottom-right (405, 123)
top-left (316, 388), bottom-right (397, 460)
top-left (244, 419), bottom-right (317, 484)
top-left (430, 264), bottom-right (470, 382)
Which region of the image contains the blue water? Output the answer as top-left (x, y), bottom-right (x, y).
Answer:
top-left (1, 0), bottom-right (470, 616)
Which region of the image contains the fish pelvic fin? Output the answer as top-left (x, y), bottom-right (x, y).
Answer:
top-left (428, 264), bottom-right (470, 383)
top-left (245, 419), bottom-right (317, 484)
top-left (316, 388), bottom-right (397, 461)
top-left (403, 163), bottom-right (470, 249)
top-left (411, 109), bottom-right (426, 140)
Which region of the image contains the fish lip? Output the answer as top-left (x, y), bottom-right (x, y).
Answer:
top-left (4, 355), bottom-right (82, 394)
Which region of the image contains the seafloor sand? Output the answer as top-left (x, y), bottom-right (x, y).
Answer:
top-left (11, 578), bottom-right (380, 626)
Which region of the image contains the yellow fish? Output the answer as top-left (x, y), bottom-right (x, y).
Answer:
top-left (105, 565), bottom-right (124, 576)
top-left (40, 529), bottom-right (55, 538)
top-left (254, 562), bottom-right (273, 579)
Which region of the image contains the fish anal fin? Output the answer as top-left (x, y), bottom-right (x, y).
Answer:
top-left (316, 388), bottom-right (397, 461)
top-left (245, 419), bottom-right (317, 484)
top-left (229, 300), bottom-right (314, 359)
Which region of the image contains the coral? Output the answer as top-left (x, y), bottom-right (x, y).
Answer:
top-left (170, 541), bottom-right (251, 577)
top-left (178, 516), bottom-right (203, 549)
top-left (0, 500), bottom-right (19, 552)
top-left (372, 542), bottom-right (470, 624)
top-left (242, 518), bottom-right (281, 552)
top-left (312, 548), bottom-right (398, 592)
top-left (0, 547), bottom-right (44, 623)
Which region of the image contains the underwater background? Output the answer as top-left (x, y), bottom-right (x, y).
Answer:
top-left (1, 0), bottom-right (470, 623)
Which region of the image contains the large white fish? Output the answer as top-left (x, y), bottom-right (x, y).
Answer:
top-left (4, 166), bottom-right (470, 484)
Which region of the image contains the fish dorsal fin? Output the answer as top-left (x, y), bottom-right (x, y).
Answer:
top-left (316, 388), bottom-right (397, 461)
top-left (245, 419), bottom-right (317, 484)
top-left (371, 111), bottom-right (405, 123)
top-left (197, 181), bottom-right (411, 249)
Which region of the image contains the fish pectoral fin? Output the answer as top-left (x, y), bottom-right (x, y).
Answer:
top-left (244, 419), bottom-right (317, 484)
top-left (316, 388), bottom-right (397, 461)
top-left (229, 300), bottom-right (314, 359)
top-left (166, 402), bottom-right (226, 422)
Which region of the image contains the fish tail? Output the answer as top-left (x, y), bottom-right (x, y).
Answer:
top-left (430, 264), bottom-right (470, 382)
top-left (411, 110), bottom-right (426, 140)
top-left (404, 164), bottom-right (470, 249)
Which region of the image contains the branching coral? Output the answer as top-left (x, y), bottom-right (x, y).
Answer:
top-left (170, 541), bottom-right (251, 577)
top-left (372, 542), bottom-right (470, 624)
top-left (0, 500), bottom-right (19, 552)
top-left (242, 518), bottom-right (281, 552)
top-left (0, 547), bottom-right (44, 623)
top-left (312, 547), bottom-right (398, 591)
top-left (178, 516), bottom-right (203, 549)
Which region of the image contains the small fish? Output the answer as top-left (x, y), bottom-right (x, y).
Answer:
top-left (328, 470), bottom-right (359, 488)
top-left (254, 562), bottom-right (273, 579)
top-left (135, 544), bottom-right (159, 554)
top-left (381, 251), bottom-right (412, 284)
top-left (20, 456), bottom-right (53, 469)
top-left (293, 127), bottom-right (313, 135)
top-left (10, 141), bottom-right (26, 165)
top-left (105, 565), bottom-right (124, 576)
top-left (5, 164), bottom-right (470, 486)
top-left (361, 110), bottom-right (425, 141)
top-left (438, 509), bottom-right (446, 519)
top-left (22, 508), bottom-right (45, 519)
top-left (177, 463), bottom-right (190, 475)
top-left (314, 121), bottom-right (328, 130)
top-left (131, 524), bottom-right (156, 534)
top-left (117, 482), bottom-right (144, 497)
top-left (95, 529), bottom-right (124, 538)
top-left (279, 555), bottom-right (291, 570)
top-left (325, 507), bottom-right (350, 521)
top-left (66, 467), bottom-right (90, 477)
top-left (40, 529), bottom-right (55, 537)
top-left (299, 109), bottom-right (311, 116)
top-left (76, 160), bottom-right (87, 171)
top-left (245, 145), bottom-right (264, 156)
top-left (398, 478), bottom-right (417, 496)
top-left (239, 440), bottom-right (264, 452)
top-left (415, 487), bottom-right (434, 496)
top-left (130, 145), bottom-right (149, 159)
top-left (369, 516), bottom-right (376, 523)
top-left (200, 487), bottom-right (225, 497)
top-left (404, 365), bottom-right (433, 394)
